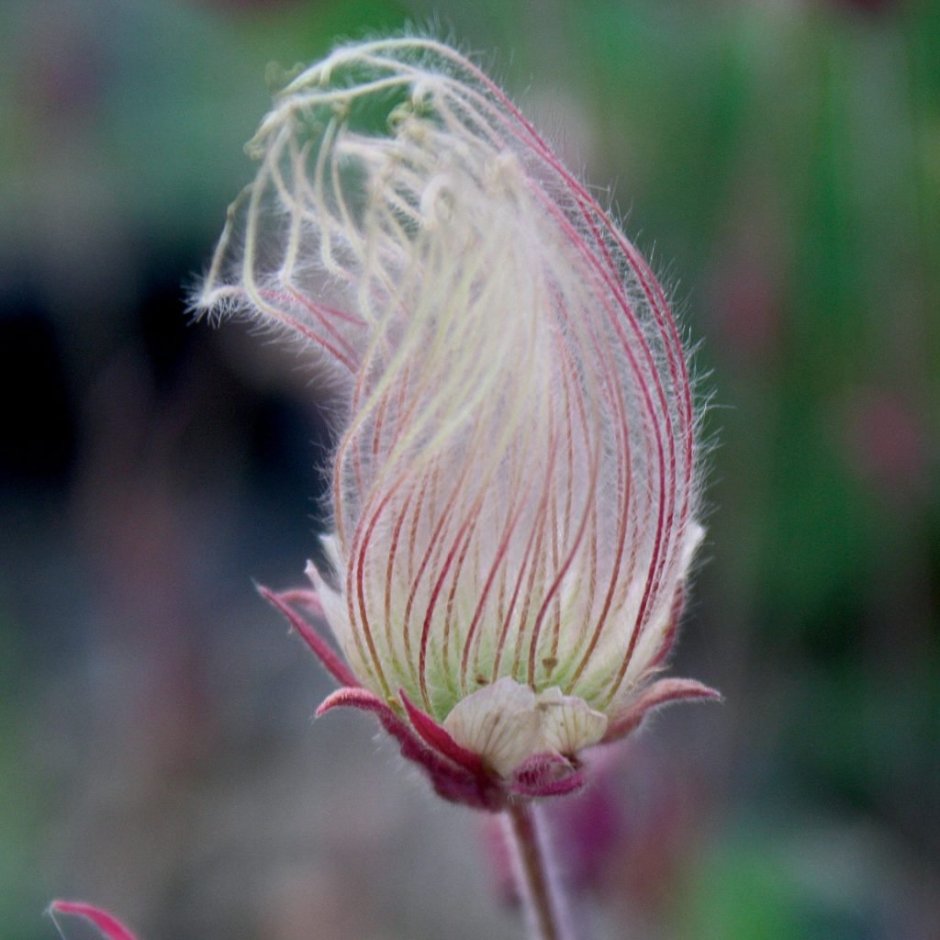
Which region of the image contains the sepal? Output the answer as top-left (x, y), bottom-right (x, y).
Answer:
top-left (400, 691), bottom-right (486, 775)
top-left (317, 687), bottom-right (503, 810)
top-left (603, 678), bottom-right (721, 744)
top-left (258, 584), bottom-right (360, 688)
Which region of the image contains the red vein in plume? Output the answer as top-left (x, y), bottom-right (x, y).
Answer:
top-left (287, 292), bottom-right (366, 327)
top-left (371, 386), bottom-right (391, 462)
top-left (406, 462), bottom-right (428, 571)
top-left (374, 370), bottom-right (453, 684)
top-left (574, 206), bottom-right (678, 641)
top-left (571, 331), bottom-right (633, 681)
top-left (517, 394), bottom-right (564, 684)
top-left (412, 42), bottom-right (691, 501)
top-left (439, 60), bottom-right (696, 655)
top-left (535, 195), bottom-right (671, 695)
top-left (348, 482), bottom-right (407, 700)
top-left (387, 361), bottom-right (416, 457)
top-left (328, 413), bottom-right (388, 686)
top-left (545, 496), bottom-right (562, 665)
top-left (498, 324), bottom-right (578, 686)
top-left (495, 549), bottom-right (508, 644)
top-left (431, 53), bottom-right (666, 341)
top-left (418, 490), bottom-right (486, 710)
top-left (483, 77), bottom-right (693, 650)
top-left (283, 286), bottom-right (363, 358)
top-left (439, 405), bottom-right (519, 684)
top-left (440, 497), bottom-right (484, 688)
top-left (332, 361), bottom-right (372, 548)
top-left (372, 361), bottom-right (420, 477)
top-left (547, 338), bottom-right (599, 679)
top-left (519, 498), bottom-right (572, 684)
top-left (458, 448), bottom-right (533, 691)
top-left (338, 343), bottom-right (388, 526)
top-left (533, 193), bottom-right (666, 480)
top-left (341, 350), bottom-right (454, 692)
top-left (555, 323), bottom-right (577, 546)
top-left (439, 42), bottom-right (690, 431)
top-left (453, 52), bottom-right (692, 469)
top-left (237, 289), bottom-right (357, 373)
top-left (403, 458), bottom-right (476, 706)
top-left (384, 482), bottom-right (416, 681)
top-left (564, 285), bottom-right (638, 689)
top-left (509, 455), bottom-right (553, 681)
top-left (523, 406), bottom-right (603, 689)
top-left (541, 327), bottom-right (579, 668)
top-left (596, 207), bottom-right (694, 481)
top-left (50, 901), bottom-right (137, 940)
top-left (516, 249), bottom-right (630, 689)
top-left (403, 467), bottom-right (434, 662)
top-left (611, 428), bottom-right (673, 700)
top-left (488, 464), bottom-right (548, 683)
top-left (570, 210), bottom-right (694, 682)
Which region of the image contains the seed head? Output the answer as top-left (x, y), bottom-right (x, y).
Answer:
top-left (197, 38), bottom-right (717, 807)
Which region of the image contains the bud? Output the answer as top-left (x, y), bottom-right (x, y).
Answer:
top-left (197, 38), bottom-right (718, 808)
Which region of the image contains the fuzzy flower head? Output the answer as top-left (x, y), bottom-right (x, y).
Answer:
top-left (198, 38), bottom-right (716, 807)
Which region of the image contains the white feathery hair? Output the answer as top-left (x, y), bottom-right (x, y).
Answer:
top-left (196, 38), bottom-right (701, 723)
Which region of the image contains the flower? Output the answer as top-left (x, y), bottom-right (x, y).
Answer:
top-left (197, 38), bottom-right (718, 809)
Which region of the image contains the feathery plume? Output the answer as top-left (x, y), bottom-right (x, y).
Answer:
top-left (197, 38), bottom-right (717, 807)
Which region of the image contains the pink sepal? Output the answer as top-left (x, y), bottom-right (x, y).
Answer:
top-left (602, 678), bottom-right (722, 744)
top-left (399, 691), bottom-right (486, 775)
top-left (510, 752), bottom-right (586, 798)
top-left (258, 584), bottom-right (360, 689)
top-left (49, 901), bottom-right (137, 940)
top-left (317, 687), bottom-right (504, 810)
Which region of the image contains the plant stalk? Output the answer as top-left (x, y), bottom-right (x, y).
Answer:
top-left (504, 801), bottom-right (573, 940)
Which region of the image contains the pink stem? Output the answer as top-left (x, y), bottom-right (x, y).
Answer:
top-left (504, 802), bottom-right (574, 940)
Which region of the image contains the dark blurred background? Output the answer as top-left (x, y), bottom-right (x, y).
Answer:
top-left (2, 1), bottom-right (938, 938)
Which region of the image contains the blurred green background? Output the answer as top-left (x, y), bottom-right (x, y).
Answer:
top-left (1, 1), bottom-right (937, 938)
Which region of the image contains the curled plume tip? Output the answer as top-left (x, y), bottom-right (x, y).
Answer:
top-left (204, 37), bottom-right (714, 803)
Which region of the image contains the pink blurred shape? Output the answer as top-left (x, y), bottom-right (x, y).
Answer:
top-left (49, 901), bottom-right (138, 940)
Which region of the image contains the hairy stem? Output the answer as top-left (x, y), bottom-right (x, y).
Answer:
top-left (504, 801), bottom-right (573, 940)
